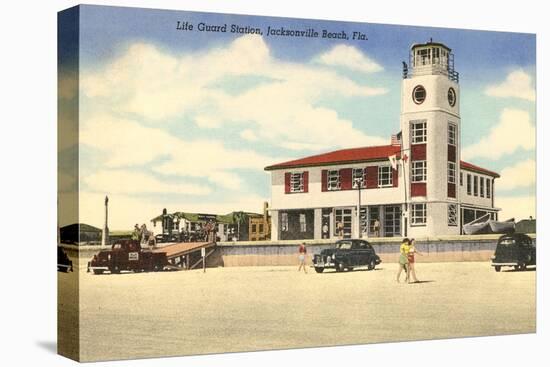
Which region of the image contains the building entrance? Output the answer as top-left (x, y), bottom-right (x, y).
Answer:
top-left (335, 208), bottom-right (353, 239)
top-left (384, 205), bottom-right (401, 237)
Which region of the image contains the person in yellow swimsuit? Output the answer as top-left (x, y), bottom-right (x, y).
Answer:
top-left (396, 238), bottom-right (410, 283)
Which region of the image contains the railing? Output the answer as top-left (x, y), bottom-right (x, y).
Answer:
top-left (402, 61), bottom-right (459, 82)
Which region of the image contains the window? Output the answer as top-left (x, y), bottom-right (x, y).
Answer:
top-left (467, 174), bottom-right (472, 195)
top-left (359, 207), bottom-right (368, 234)
top-left (410, 120), bottom-right (427, 144)
top-left (473, 176), bottom-right (478, 196)
top-left (411, 161), bottom-right (427, 182)
top-left (448, 88), bottom-right (456, 107)
top-left (259, 224), bottom-right (264, 233)
top-left (411, 203), bottom-right (427, 226)
top-left (299, 213), bottom-right (307, 232)
top-left (448, 162), bottom-right (456, 184)
top-left (448, 123), bottom-right (457, 145)
top-left (412, 85), bottom-right (427, 104)
top-left (415, 48), bottom-right (431, 66)
top-left (448, 204), bottom-right (458, 226)
top-left (327, 170), bottom-right (340, 191)
top-left (281, 213), bottom-right (288, 232)
top-left (486, 178), bottom-right (492, 199)
top-left (352, 168), bottom-right (366, 188)
top-left (251, 224), bottom-right (257, 233)
top-left (480, 177), bottom-right (485, 198)
top-left (290, 172), bottom-right (304, 193)
top-left (460, 172), bottom-right (463, 186)
top-left (378, 166), bottom-right (393, 187)
top-left (335, 209), bottom-right (353, 239)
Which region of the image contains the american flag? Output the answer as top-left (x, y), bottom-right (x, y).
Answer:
top-left (391, 132), bottom-right (402, 146)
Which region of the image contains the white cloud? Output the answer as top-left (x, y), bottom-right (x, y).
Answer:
top-left (495, 195), bottom-right (536, 221)
top-left (485, 69), bottom-right (535, 102)
top-left (496, 159), bottom-right (536, 190)
top-left (240, 129), bottom-right (258, 142)
top-left (84, 170), bottom-right (211, 196)
top-left (80, 115), bottom-right (276, 191)
top-left (316, 44), bottom-right (383, 73)
top-left (81, 35), bottom-right (387, 151)
top-left (462, 108), bottom-right (535, 160)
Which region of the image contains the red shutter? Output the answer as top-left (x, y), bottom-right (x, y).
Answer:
top-left (393, 166), bottom-right (399, 187)
top-left (448, 183), bottom-right (456, 198)
top-left (366, 166), bottom-right (378, 189)
top-left (303, 171), bottom-right (309, 193)
top-left (448, 145), bottom-right (456, 162)
top-left (411, 144), bottom-right (427, 161)
top-left (340, 168), bottom-right (352, 190)
top-left (321, 170), bottom-right (328, 192)
top-left (411, 183), bottom-right (427, 197)
top-left (284, 172), bottom-right (291, 194)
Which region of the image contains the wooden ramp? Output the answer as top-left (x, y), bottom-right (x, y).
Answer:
top-left (152, 241), bottom-right (215, 259)
top-left (152, 241), bottom-right (216, 270)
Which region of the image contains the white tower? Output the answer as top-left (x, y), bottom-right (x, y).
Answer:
top-left (400, 41), bottom-right (460, 236)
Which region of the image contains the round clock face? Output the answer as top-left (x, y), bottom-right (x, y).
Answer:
top-left (448, 87), bottom-right (456, 107)
top-left (412, 85), bottom-right (426, 104)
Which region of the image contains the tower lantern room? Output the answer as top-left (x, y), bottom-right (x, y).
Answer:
top-left (403, 40), bottom-right (459, 83)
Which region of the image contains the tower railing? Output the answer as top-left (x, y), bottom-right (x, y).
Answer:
top-left (402, 51), bottom-right (459, 82)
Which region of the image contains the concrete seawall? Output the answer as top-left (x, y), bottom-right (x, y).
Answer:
top-left (62, 233), bottom-right (536, 268)
top-left (214, 234), bottom-right (536, 267)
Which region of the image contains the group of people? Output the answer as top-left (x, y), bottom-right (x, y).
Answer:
top-left (396, 237), bottom-right (422, 283)
top-left (133, 223), bottom-right (156, 247)
top-left (295, 237), bottom-right (423, 281)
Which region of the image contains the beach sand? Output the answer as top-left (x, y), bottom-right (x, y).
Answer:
top-left (58, 259), bottom-right (536, 361)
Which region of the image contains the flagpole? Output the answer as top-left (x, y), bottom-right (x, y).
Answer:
top-left (400, 147), bottom-right (410, 238)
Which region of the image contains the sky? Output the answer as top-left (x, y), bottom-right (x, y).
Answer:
top-left (58, 5), bottom-right (536, 230)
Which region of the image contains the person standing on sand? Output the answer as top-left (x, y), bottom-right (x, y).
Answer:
top-left (407, 238), bottom-right (422, 283)
top-left (298, 242), bottom-right (308, 273)
top-left (397, 238), bottom-right (410, 283)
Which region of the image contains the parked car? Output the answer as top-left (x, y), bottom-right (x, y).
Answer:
top-left (491, 233), bottom-right (535, 272)
top-left (88, 240), bottom-right (168, 274)
top-left (312, 239), bottom-right (381, 273)
top-left (57, 246), bottom-right (73, 273)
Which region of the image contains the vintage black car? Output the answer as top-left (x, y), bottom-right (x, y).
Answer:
top-left (57, 246), bottom-right (73, 272)
top-left (491, 233), bottom-right (535, 272)
top-left (312, 239), bottom-right (381, 273)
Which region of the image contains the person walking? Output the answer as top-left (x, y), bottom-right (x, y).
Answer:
top-left (407, 238), bottom-right (422, 283)
top-left (298, 242), bottom-right (308, 273)
top-left (397, 238), bottom-right (410, 283)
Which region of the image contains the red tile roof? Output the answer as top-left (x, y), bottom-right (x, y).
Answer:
top-left (460, 161), bottom-right (500, 178)
top-left (265, 145), bottom-right (401, 171)
top-left (264, 144), bottom-right (500, 178)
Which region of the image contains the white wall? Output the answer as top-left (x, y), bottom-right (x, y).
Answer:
top-left (270, 161), bottom-right (406, 211)
top-left (459, 170), bottom-right (495, 208)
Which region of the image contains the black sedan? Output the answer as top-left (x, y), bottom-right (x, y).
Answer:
top-left (491, 233), bottom-right (535, 272)
top-left (312, 239), bottom-right (381, 273)
top-left (57, 246), bottom-right (73, 273)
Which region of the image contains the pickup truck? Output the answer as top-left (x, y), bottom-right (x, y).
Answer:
top-left (88, 240), bottom-right (168, 274)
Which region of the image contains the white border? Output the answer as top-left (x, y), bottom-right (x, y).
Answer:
top-left (1, 1), bottom-right (546, 366)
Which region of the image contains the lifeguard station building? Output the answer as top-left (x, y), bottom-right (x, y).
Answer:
top-left (265, 41), bottom-right (500, 240)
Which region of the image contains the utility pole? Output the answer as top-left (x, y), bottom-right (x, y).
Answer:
top-left (355, 178), bottom-right (362, 238)
top-left (101, 195), bottom-right (109, 247)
